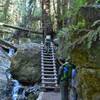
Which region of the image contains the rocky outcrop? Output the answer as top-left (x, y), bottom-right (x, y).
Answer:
top-left (57, 17), bottom-right (100, 100)
top-left (71, 40), bottom-right (100, 100)
top-left (11, 43), bottom-right (41, 84)
top-left (0, 48), bottom-right (11, 100)
top-left (59, 27), bottom-right (100, 99)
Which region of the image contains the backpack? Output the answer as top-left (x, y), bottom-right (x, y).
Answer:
top-left (61, 63), bottom-right (73, 81)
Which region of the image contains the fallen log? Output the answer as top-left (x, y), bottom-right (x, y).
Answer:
top-left (0, 29), bottom-right (12, 33)
top-left (0, 39), bottom-right (17, 50)
top-left (2, 23), bottom-right (43, 34)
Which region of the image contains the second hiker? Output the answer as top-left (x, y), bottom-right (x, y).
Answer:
top-left (57, 57), bottom-right (77, 100)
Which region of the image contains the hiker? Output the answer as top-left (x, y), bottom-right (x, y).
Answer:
top-left (56, 58), bottom-right (65, 75)
top-left (44, 35), bottom-right (51, 53)
top-left (57, 57), bottom-right (77, 100)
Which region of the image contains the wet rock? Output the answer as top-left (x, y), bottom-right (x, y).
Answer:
top-left (11, 43), bottom-right (41, 84)
top-left (0, 48), bottom-right (11, 99)
top-left (24, 84), bottom-right (40, 100)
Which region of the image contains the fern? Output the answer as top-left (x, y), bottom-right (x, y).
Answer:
top-left (91, 20), bottom-right (100, 27)
top-left (87, 27), bottom-right (100, 48)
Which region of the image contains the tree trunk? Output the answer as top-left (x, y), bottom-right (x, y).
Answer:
top-left (4, 0), bottom-right (10, 22)
top-left (63, 0), bottom-right (69, 26)
top-left (42, 0), bottom-right (54, 39)
top-left (57, 0), bottom-right (63, 29)
top-left (13, 0), bottom-right (35, 41)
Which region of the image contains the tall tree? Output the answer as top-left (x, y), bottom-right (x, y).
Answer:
top-left (13, 0), bottom-right (36, 40)
top-left (42, 0), bottom-right (54, 38)
top-left (57, 0), bottom-right (63, 29)
top-left (4, 0), bottom-right (10, 22)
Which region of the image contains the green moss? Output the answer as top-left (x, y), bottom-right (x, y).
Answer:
top-left (78, 68), bottom-right (100, 100)
top-left (71, 48), bottom-right (89, 67)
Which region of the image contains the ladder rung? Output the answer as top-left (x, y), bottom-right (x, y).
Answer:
top-left (41, 70), bottom-right (56, 73)
top-left (42, 73), bottom-right (57, 76)
top-left (41, 58), bottom-right (55, 60)
top-left (41, 55), bottom-right (53, 57)
top-left (41, 77), bottom-right (57, 80)
top-left (42, 81), bottom-right (57, 84)
top-left (41, 61), bottom-right (53, 64)
top-left (41, 67), bottom-right (56, 70)
top-left (41, 66), bottom-right (55, 68)
top-left (41, 64), bottom-right (55, 66)
top-left (42, 52), bottom-right (54, 54)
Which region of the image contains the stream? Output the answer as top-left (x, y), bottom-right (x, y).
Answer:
top-left (6, 62), bottom-right (23, 100)
top-left (3, 47), bottom-right (40, 100)
top-left (6, 48), bottom-right (24, 100)
top-left (12, 80), bottom-right (22, 100)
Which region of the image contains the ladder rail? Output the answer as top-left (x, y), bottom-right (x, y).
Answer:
top-left (41, 41), bottom-right (58, 89)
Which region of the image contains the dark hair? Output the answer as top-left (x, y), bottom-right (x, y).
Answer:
top-left (59, 58), bottom-right (65, 63)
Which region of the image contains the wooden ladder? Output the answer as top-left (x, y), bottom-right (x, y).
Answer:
top-left (41, 42), bottom-right (58, 90)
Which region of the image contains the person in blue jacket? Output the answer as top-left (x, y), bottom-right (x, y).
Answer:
top-left (58, 57), bottom-right (77, 100)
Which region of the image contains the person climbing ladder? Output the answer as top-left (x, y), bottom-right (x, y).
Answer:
top-left (44, 35), bottom-right (51, 54)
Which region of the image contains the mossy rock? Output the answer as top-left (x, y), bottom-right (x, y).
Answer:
top-left (77, 68), bottom-right (100, 100)
top-left (11, 43), bottom-right (41, 84)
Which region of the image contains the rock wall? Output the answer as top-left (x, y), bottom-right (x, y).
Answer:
top-left (71, 40), bottom-right (100, 100)
top-left (57, 5), bottom-right (100, 99)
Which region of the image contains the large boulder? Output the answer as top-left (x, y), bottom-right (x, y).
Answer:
top-left (11, 43), bottom-right (41, 84)
top-left (0, 48), bottom-right (11, 100)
